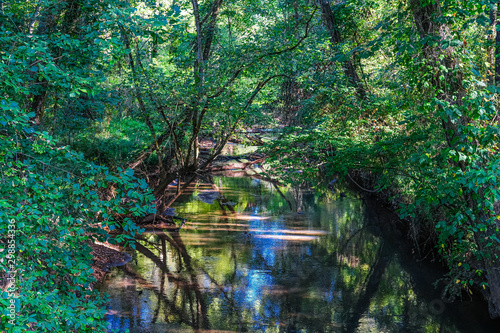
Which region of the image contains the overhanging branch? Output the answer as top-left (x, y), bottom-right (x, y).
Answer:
top-left (207, 7), bottom-right (317, 100)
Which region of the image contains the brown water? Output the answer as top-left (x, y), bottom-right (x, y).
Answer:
top-left (101, 175), bottom-right (500, 332)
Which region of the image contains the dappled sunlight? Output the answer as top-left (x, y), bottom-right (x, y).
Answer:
top-left (186, 214), bottom-right (271, 221)
top-left (187, 222), bottom-right (250, 227)
top-left (179, 235), bottom-right (223, 242)
top-left (182, 242), bottom-right (211, 246)
top-left (182, 226), bottom-right (248, 232)
top-left (249, 229), bottom-right (329, 236)
top-left (216, 215), bottom-right (271, 221)
top-left (253, 234), bottom-right (319, 241)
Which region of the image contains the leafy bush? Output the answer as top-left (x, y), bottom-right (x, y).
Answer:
top-left (0, 105), bottom-right (154, 332)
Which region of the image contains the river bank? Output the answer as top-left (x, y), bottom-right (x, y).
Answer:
top-left (340, 169), bottom-right (500, 319)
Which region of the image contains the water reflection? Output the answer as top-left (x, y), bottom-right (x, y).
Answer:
top-left (102, 175), bottom-right (500, 332)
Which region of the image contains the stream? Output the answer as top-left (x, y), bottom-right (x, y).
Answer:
top-left (101, 173), bottom-right (500, 332)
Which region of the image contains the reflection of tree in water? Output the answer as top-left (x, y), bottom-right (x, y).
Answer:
top-left (155, 181), bottom-right (394, 332)
top-left (130, 231), bottom-right (210, 330)
top-left (105, 177), bottom-right (498, 332)
top-left (342, 240), bottom-right (394, 333)
top-left (124, 229), bottom-right (254, 332)
top-left (336, 201), bottom-right (497, 333)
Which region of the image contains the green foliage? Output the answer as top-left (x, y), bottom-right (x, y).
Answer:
top-left (0, 102), bottom-right (154, 332)
top-left (0, 1), bottom-right (156, 331)
top-left (71, 117), bottom-right (155, 165)
top-left (265, 0), bottom-right (500, 305)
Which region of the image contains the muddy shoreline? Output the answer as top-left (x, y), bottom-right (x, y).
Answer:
top-left (90, 243), bottom-right (131, 286)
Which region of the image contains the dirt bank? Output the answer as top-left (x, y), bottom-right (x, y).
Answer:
top-left (89, 243), bottom-right (131, 287)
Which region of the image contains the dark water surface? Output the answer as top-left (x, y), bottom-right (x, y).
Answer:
top-left (101, 175), bottom-right (500, 332)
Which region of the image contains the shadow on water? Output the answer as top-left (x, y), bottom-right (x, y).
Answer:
top-left (101, 174), bottom-right (500, 332)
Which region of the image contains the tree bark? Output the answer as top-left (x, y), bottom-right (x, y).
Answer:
top-left (28, 0), bottom-right (43, 34)
top-left (488, 7), bottom-right (496, 85)
top-left (495, 2), bottom-right (500, 86)
top-left (28, 0), bottom-right (84, 125)
top-left (202, 0), bottom-right (223, 61)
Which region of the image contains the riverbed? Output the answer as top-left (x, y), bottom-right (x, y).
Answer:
top-left (100, 174), bottom-right (500, 332)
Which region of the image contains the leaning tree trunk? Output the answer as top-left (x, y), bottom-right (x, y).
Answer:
top-left (319, 0), bottom-right (366, 99)
top-left (488, 6), bottom-right (496, 85)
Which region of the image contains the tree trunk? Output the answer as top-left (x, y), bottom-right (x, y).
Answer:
top-left (488, 7), bottom-right (496, 85)
top-left (203, 0), bottom-right (223, 61)
top-left (120, 26), bottom-right (164, 172)
top-left (28, 0), bottom-right (84, 125)
top-left (187, 0), bottom-right (223, 169)
top-left (28, 0), bottom-right (43, 34)
top-left (495, 2), bottom-right (500, 86)
top-left (319, 0), bottom-right (366, 99)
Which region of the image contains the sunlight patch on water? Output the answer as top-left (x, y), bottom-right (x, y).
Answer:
top-left (186, 222), bottom-right (250, 227)
top-left (249, 229), bottom-right (328, 236)
top-left (182, 226), bottom-right (249, 232)
top-left (253, 234), bottom-right (319, 241)
top-left (187, 214), bottom-right (271, 221)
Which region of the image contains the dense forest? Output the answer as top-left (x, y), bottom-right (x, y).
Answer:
top-left (1, 0), bottom-right (500, 331)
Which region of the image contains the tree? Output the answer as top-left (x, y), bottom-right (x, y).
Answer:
top-left (319, 0), bottom-right (366, 99)
top-left (110, 0), bottom-right (320, 202)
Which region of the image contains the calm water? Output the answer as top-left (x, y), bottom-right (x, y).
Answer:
top-left (101, 175), bottom-right (500, 332)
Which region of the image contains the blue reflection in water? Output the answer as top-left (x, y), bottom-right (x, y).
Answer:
top-left (250, 179), bottom-right (261, 187)
top-left (107, 312), bottom-right (130, 332)
top-left (236, 212), bottom-right (280, 307)
top-left (244, 212), bottom-right (294, 331)
top-left (325, 279), bottom-right (335, 302)
top-left (249, 213), bottom-right (287, 269)
top-left (245, 269), bottom-right (272, 305)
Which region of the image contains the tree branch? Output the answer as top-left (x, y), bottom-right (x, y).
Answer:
top-left (207, 7), bottom-right (317, 100)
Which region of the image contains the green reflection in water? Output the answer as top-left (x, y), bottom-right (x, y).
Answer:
top-left (101, 175), bottom-right (498, 333)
